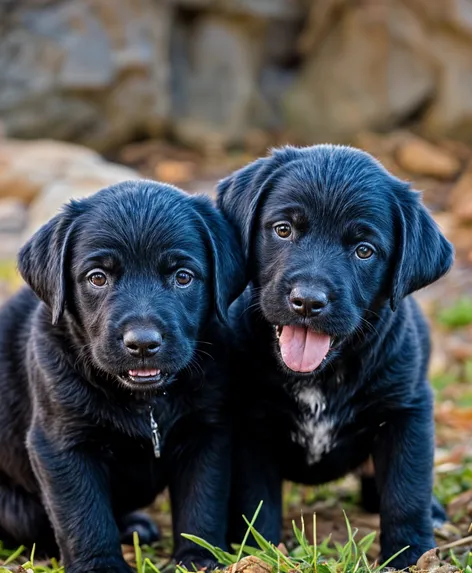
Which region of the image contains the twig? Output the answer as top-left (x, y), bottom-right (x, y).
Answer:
top-left (438, 535), bottom-right (472, 551)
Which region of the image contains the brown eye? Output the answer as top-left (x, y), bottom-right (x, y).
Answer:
top-left (355, 244), bottom-right (374, 259)
top-left (273, 222), bottom-right (292, 239)
top-left (175, 269), bottom-right (193, 287)
top-left (87, 270), bottom-right (108, 288)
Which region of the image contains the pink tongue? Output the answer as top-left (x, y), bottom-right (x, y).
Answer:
top-left (279, 326), bottom-right (331, 373)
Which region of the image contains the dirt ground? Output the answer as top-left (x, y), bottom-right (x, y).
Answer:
top-left (1, 132), bottom-right (472, 567)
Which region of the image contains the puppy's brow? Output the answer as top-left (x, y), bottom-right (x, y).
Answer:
top-left (83, 250), bottom-right (121, 270)
top-left (160, 249), bottom-right (204, 276)
top-left (265, 208), bottom-right (308, 227)
top-left (343, 221), bottom-right (380, 240)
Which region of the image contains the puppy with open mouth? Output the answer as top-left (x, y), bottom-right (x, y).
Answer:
top-left (218, 145), bottom-right (454, 568)
top-left (0, 180), bottom-right (244, 573)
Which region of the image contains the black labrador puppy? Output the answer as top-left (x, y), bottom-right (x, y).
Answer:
top-left (217, 145), bottom-right (454, 568)
top-left (0, 180), bottom-right (244, 573)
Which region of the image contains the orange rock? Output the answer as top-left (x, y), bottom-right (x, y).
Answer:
top-left (450, 160), bottom-right (472, 223)
top-left (396, 138), bottom-right (461, 180)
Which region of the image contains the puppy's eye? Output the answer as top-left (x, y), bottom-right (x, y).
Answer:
top-left (355, 244), bottom-right (375, 260)
top-left (87, 270), bottom-right (108, 288)
top-left (273, 221), bottom-right (292, 239)
top-left (175, 269), bottom-right (194, 288)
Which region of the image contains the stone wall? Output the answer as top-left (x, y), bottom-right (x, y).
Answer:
top-left (2, 0), bottom-right (472, 151)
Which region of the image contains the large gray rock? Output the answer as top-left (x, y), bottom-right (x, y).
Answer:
top-left (169, 0), bottom-right (302, 19)
top-left (172, 14), bottom-right (265, 147)
top-left (283, 1), bottom-right (436, 143)
top-left (0, 0), bottom-right (171, 151)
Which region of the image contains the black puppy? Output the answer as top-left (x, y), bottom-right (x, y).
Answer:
top-left (217, 145), bottom-right (454, 568)
top-left (0, 180), bottom-right (244, 573)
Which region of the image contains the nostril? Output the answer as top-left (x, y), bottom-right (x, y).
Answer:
top-left (123, 328), bottom-right (162, 355)
top-left (292, 298), bottom-right (304, 308)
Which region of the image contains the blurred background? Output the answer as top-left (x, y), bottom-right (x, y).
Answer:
top-left (1, 0), bottom-right (472, 562)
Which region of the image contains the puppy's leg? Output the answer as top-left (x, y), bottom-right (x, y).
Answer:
top-left (117, 512), bottom-right (160, 545)
top-left (359, 458), bottom-right (380, 513)
top-left (227, 435), bottom-right (282, 548)
top-left (372, 399), bottom-right (435, 568)
top-left (360, 462), bottom-right (447, 529)
top-left (360, 461), bottom-right (447, 529)
top-left (0, 479), bottom-right (56, 554)
top-left (167, 423), bottom-right (232, 570)
top-left (27, 425), bottom-right (132, 573)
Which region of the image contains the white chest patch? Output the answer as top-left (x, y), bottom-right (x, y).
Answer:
top-left (292, 387), bottom-right (335, 465)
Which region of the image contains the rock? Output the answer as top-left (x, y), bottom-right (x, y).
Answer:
top-left (0, 0), bottom-right (171, 151)
top-left (395, 138), bottom-right (462, 180)
top-left (0, 198), bottom-right (28, 233)
top-left (450, 160), bottom-right (472, 223)
top-left (172, 14), bottom-right (264, 147)
top-left (170, 0), bottom-right (302, 19)
top-left (284, 1), bottom-right (436, 143)
top-left (0, 138), bottom-right (140, 237)
top-left (0, 139), bottom-right (102, 202)
top-left (26, 162), bottom-right (139, 236)
top-left (0, 139), bottom-right (137, 213)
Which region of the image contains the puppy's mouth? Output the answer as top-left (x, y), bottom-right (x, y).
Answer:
top-left (275, 325), bottom-right (337, 373)
top-left (117, 368), bottom-right (171, 390)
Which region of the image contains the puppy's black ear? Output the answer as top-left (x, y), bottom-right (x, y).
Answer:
top-left (217, 147), bottom-right (299, 258)
top-left (18, 204), bottom-right (79, 325)
top-left (390, 188), bottom-right (454, 311)
top-left (191, 196), bottom-right (246, 324)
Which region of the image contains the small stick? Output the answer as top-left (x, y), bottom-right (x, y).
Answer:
top-left (438, 535), bottom-right (472, 551)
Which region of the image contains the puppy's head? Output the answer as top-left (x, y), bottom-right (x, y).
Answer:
top-left (218, 145), bottom-right (453, 375)
top-left (19, 180), bottom-right (244, 392)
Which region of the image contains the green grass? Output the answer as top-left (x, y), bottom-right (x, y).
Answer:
top-left (435, 458), bottom-right (472, 510)
top-left (437, 298), bottom-right (472, 329)
top-left (2, 502), bottom-right (472, 573)
top-left (0, 505), bottom-right (405, 573)
top-left (183, 502), bottom-right (408, 573)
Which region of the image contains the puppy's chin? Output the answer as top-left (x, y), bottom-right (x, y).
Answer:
top-left (88, 340), bottom-right (198, 393)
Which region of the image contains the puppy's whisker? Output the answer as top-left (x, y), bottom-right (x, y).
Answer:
top-left (194, 349), bottom-right (214, 361)
top-left (240, 300), bottom-right (262, 317)
top-left (195, 340), bottom-right (214, 346)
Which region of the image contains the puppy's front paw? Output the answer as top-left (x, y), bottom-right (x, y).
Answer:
top-left (174, 553), bottom-right (222, 571)
top-left (118, 511), bottom-right (160, 545)
top-left (67, 557), bottom-right (132, 573)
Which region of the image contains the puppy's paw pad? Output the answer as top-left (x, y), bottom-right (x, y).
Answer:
top-left (118, 512), bottom-right (160, 545)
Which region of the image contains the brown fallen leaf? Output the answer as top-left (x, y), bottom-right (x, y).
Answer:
top-left (154, 160), bottom-right (195, 184)
top-left (227, 555), bottom-right (272, 573)
top-left (416, 547), bottom-right (440, 571)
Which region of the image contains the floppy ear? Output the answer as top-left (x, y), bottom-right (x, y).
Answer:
top-left (191, 196), bottom-right (246, 325)
top-left (18, 206), bottom-right (79, 325)
top-left (390, 189), bottom-right (454, 311)
top-left (217, 147), bottom-right (300, 259)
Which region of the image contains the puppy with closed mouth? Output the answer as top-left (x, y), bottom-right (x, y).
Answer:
top-left (0, 180), bottom-right (244, 573)
top-left (218, 145), bottom-right (454, 568)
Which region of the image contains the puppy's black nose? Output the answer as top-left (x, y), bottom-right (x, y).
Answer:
top-left (123, 328), bottom-right (162, 357)
top-left (289, 287), bottom-right (329, 317)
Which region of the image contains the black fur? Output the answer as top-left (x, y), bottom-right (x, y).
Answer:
top-left (217, 145), bottom-right (454, 568)
top-left (0, 180), bottom-right (244, 573)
